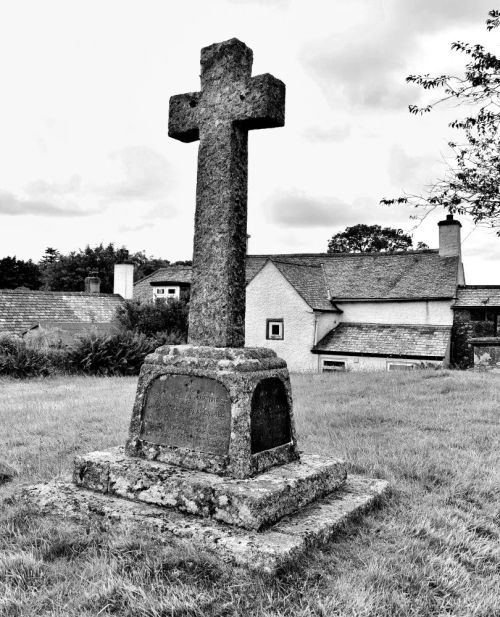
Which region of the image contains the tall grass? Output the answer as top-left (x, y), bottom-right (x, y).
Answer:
top-left (1, 370), bottom-right (499, 616)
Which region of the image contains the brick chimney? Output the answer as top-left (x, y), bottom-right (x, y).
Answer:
top-left (84, 272), bottom-right (101, 293)
top-left (113, 263), bottom-right (134, 299)
top-left (438, 214), bottom-right (462, 258)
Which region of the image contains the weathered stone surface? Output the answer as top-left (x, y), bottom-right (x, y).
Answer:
top-left (74, 447), bottom-right (347, 530)
top-left (21, 475), bottom-right (388, 573)
top-left (126, 346), bottom-right (299, 478)
top-left (169, 38), bottom-right (285, 348)
top-left (140, 375), bottom-right (231, 455)
top-left (471, 337), bottom-right (500, 371)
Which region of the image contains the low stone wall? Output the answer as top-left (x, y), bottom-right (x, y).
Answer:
top-left (470, 337), bottom-right (500, 372)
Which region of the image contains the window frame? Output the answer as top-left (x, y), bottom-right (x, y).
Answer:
top-left (266, 318), bottom-right (284, 340)
top-left (322, 359), bottom-right (346, 372)
top-left (386, 361), bottom-right (416, 372)
top-left (153, 285), bottom-right (180, 300)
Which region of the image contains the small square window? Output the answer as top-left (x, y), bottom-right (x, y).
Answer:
top-left (266, 319), bottom-right (284, 340)
top-left (167, 288), bottom-right (176, 294)
top-left (155, 288), bottom-right (165, 295)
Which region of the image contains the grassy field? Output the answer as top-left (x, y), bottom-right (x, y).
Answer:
top-left (1, 370), bottom-right (499, 616)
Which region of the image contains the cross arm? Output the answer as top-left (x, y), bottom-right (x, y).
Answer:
top-left (236, 73), bottom-right (285, 130)
top-left (168, 91), bottom-right (201, 143)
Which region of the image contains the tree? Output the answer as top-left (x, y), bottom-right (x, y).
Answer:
top-left (327, 224), bottom-right (427, 253)
top-left (129, 250), bottom-right (171, 281)
top-left (0, 256), bottom-right (42, 289)
top-left (382, 10), bottom-right (500, 233)
top-left (40, 244), bottom-right (172, 292)
top-left (41, 243), bottom-right (131, 293)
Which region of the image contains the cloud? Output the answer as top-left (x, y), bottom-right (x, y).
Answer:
top-left (389, 145), bottom-right (441, 190)
top-left (118, 222), bottom-right (156, 233)
top-left (104, 146), bottom-right (171, 201)
top-left (306, 124), bottom-right (351, 142)
top-left (0, 189), bottom-right (90, 217)
top-left (225, 0), bottom-right (290, 5)
top-left (303, 0), bottom-right (493, 109)
top-left (118, 202), bottom-right (178, 232)
top-left (25, 175), bottom-right (82, 198)
top-left (267, 190), bottom-right (416, 230)
top-left (266, 192), bottom-right (348, 227)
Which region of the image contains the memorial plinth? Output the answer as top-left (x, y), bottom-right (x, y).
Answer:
top-left (18, 38), bottom-right (388, 573)
top-left (125, 345), bottom-right (298, 478)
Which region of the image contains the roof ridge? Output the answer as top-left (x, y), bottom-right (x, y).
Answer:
top-left (248, 249), bottom-right (439, 258)
top-left (458, 285), bottom-right (500, 289)
top-left (0, 289), bottom-right (122, 298)
top-left (270, 259), bottom-right (322, 268)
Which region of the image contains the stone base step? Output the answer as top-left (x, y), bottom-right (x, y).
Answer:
top-left (74, 447), bottom-right (347, 530)
top-left (21, 475), bottom-right (388, 573)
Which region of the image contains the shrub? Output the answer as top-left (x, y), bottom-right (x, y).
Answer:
top-left (0, 336), bottom-right (57, 378)
top-left (116, 299), bottom-right (188, 339)
top-left (68, 331), bottom-right (160, 376)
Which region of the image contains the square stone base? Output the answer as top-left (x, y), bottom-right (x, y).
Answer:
top-left (74, 448), bottom-right (347, 530)
top-left (21, 475), bottom-right (388, 573)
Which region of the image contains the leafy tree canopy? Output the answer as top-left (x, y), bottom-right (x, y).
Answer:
top-left (40, 244), bottom-right (173, 293)
top-left (0, 256), bottom-right (42, 290)
top-left (1, 245), bottom-right (184, 292)
top-left (382, 10), bottom-right (500, 233)
top-left (327, 224), bottom-right (428, 254)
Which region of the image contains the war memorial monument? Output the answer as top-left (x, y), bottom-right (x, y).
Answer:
top-left (24, 38), bottom-right (388, 572)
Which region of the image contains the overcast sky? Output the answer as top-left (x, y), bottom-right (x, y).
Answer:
top-left (1, 0), bottom-right (499, 283)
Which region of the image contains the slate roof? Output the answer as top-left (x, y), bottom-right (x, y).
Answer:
top-left (143, 266), bottom-right (193, 285)
top-left (0, 290), bottom-right (123, 337)
top-left (135, 250), bottom-right (460, 307)
top-left (313, 323), bottom-right (452, 359)
top-left (252, 251), bottom-right (459, 300)
top-left (454, 286), bottom-right (500, 307)
top-left (270, 260), bottom-right (336, 311)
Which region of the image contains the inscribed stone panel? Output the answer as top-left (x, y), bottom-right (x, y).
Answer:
top-left (140, 375), bottom-right (231, 455)
top-left (251, 378), bottom-right (291, 454)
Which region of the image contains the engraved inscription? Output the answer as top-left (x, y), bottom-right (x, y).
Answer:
top-left (251, 378), bottom-right (291, 454)
top-left (140, 375), bottom-right (231, 455)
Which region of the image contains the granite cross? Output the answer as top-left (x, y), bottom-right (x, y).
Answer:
top-left (168, 38), bottom-right (285, 348)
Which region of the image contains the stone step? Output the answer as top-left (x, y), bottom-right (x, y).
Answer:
top-left (74, 447), bottom-right (347, 531)
top-left (20, 474), bottom-right (388, 573)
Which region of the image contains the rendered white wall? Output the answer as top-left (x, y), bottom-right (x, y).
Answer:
top-left (337, 300), bottom-right (453, 326)
top-left (245, 262), bottom-right (317, 372)
top-left (315, 311), bottom-right (340, 344)
top-left (317, 354), bottom-right (442, 372)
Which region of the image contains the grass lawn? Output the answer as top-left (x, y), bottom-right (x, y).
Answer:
top-left (1, 370), bottom-right (499, 616)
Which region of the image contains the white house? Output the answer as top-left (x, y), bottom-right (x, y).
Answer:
top-left (134, 215), bottom-right (465, 372)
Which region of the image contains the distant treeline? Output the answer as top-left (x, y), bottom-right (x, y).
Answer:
top-left (0, 245), bottom-right (191, 293)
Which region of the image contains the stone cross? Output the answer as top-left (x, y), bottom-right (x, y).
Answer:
top-left (169, 38), bottom-right (285, 347)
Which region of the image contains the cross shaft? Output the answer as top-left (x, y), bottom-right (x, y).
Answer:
top-left (169, 38), bottom-right (285, 347)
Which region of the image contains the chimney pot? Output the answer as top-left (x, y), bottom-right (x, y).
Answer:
top-left (438, 214), bottom-right (462, 258)
top-left (85, 275), bottom-right (101, 294)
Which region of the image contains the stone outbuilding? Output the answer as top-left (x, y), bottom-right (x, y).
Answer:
top-left (451, 286), bottom-right (500, 368)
